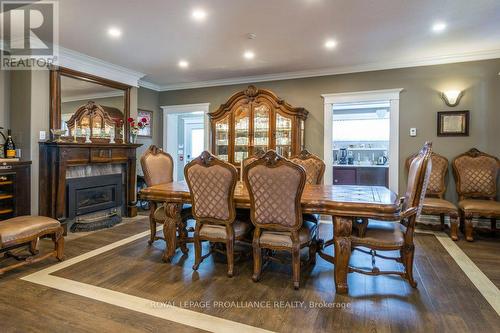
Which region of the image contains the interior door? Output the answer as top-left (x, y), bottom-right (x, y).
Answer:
top-left (185, 123), bottom-right (204, 166)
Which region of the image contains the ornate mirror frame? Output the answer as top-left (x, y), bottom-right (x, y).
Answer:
top-left (49, 66), bottom-right (132, 143)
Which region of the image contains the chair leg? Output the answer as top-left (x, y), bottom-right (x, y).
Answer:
top-left (401, 245), bottom-right (417, 288)
top-left (450, 213), bottom-right (459, 241)
top-left (52, 229), bottom-right (65, 261)
top-left (29, 238), bottom-right (39, 255)
top-left (179, 218), bottom-right (189, 255)
top-left (226, 226), bottom-right (235, 277)
top-left (491, 218), bottom-right (497, 233)
top-left (192, 223), bottom-right (202, 271)
top-left (252, 229), bottom-right (262, 283)
top-left (148, 202), bottom-right (157, 245)
top-left (465, 214), bottom-right (474, 242)
top-left (308, 241), bottom-right (317, 265)
top-left (292, 244), bottom-right (301, 290)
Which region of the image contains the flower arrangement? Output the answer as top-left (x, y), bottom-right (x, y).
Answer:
top-left (127, 117), bottom-right (149, 142)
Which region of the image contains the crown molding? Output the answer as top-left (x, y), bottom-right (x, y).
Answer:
top-left (57, 47), bottom-right (145, 87)
top-left (156, 48), bottom-right (500, 91)
top-left (138, 80), bottom-right (161, 91)
top-left (61, 90), bottom-right (124, 103)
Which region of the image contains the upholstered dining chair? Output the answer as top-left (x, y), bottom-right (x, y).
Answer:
top-left (349, 142), bottom-right (432, 288)
top-left (140, 145), bottom-right (192, 248)
top-left (186, 151), bottom-right (252, 277)
top-left (452, 148), bottom-right (500, 241)
top-left (241, 149), bottom-right (266, 181)
top-left (244, 150), bottom-right (318, 289)
top-left (290, 149), bottom-right (326, 224)
top-left (406, 152), bottom-right (460, 240)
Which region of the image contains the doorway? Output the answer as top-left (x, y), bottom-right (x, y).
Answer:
top-left (322, 89), bottom-right (402, 192)
top-left (162, 103), bottom-right (210, 181)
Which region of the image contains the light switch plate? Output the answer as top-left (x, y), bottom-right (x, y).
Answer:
top-left (39, 130), bottom-right (46, 140)
top-left (409, 128), bottom-right (417, 137)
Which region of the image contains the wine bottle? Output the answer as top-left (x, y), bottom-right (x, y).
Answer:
top-left (4, 129), bottom-right (16, 158)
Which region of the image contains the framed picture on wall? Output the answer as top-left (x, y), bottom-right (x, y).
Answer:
top-left (137, 109), bottom-right (153, 137)
top-left (437, 110), bottom-right (469, 136)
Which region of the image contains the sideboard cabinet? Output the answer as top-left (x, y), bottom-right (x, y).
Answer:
top-left (209, 85), bottom-right (308, 166)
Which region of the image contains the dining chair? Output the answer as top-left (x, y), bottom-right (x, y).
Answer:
top-left (140, 145), bottom-right (193, 248)
top-left (452, 148), bottom-right (500, 241)
top-left (185, 151), bottom-right (252, 277)
top-left (406, 152), bottom-right (460, 240)
top-left (244, 150), bottom-right (318, 289)
top-left (290, 149), bottom-right (326, 224)
top-left (349, 142), bottom-right (432, 288)
top-left (241, 149), bottom-right (266, 181)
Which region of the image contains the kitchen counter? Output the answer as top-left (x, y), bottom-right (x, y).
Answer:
top-left (333, 164), bottom-right (388, 168)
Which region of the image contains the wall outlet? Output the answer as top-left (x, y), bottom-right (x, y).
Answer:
top-left (39, 130), bottom-right (46, 140)
top-left (409, 128), bottom-right (417, 137)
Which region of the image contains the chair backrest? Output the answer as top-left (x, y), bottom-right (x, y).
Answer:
top-left (406, 151), bottom-right (448, 198)
top-left (244, 150), bottom-right (306, 231)
top-left (184, 151), bottom-right (237, 224)
top-left (290, 149), bottom-right (325, 185)
top-left (140, 145), bottom-right (174, 187)
top-left (402, 142), bottom-right (433, 218)
top-left (241, 149), bottom-right (266, 181)
top-left (452, 148), bottom-right (500, 200)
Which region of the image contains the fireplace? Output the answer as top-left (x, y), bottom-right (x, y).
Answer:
top-left (66, 174), bottom-right (123, 232)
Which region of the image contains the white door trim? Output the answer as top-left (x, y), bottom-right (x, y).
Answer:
top-left (161, 103), bottom-right (210, 180)
top-left (321, 89), bottom-right (403, 193)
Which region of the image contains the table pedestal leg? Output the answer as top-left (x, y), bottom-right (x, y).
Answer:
top-left (333, 216), bottom-right (353, 294)
top-left (162, 202), bottom-right (181, 263)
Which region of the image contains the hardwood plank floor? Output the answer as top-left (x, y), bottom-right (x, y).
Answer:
top-left (1, 217), bottom-right (499, 332)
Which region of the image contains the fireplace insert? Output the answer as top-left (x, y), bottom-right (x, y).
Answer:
top-left (66, 174), bottom-right (123, 219)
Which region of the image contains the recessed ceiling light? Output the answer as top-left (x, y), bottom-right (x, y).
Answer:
top-left (107, 27), bottom-right (122, 38)
top-left (324, 39), bottom-right (337, 49)
top-left (243, 51), bottom-right (255, 60)
top-left (192, 9), bottom-right (207, 21)
top-left (178, 60), bottom-right (189, 68)
top-left (432, 22), bottom-right (447, 33)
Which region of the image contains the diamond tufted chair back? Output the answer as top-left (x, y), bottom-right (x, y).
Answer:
top-left (184, 151), bottom-right (238, 224)
top-left (244, 150), bottom-right (306, 231)
top-left (406, 152), bottom-right (448, 199)
top-left (241, 149), bottom-right (266, 181)
top-left (452, 148), bottom-right (500, 200)
top-left (290, 149), bottom-right (325, 185)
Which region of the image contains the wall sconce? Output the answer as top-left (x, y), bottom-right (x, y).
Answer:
top-left (440, 90), bottom-right (463, 107)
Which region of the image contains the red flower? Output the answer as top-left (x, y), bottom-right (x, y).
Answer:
top-left (138, 122), bottom-right (143, 127)
top-left (127, 117), bottom-right (134, 123)
top-left (131, 122), bottom-right (135, 127)
top-left (141, 117), bottom-right (147, 123)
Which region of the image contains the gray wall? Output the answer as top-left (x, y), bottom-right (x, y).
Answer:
top-left (136, 87), bottom-right (161, 175)
top-left (159, 58), bottom-right (500, 202)
top-left (0, 70), bottom-right (10, 130)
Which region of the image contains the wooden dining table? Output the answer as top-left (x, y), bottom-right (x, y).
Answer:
top-left (139, 181), bottom-right (400, 294)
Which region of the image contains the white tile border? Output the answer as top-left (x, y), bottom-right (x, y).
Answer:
top-left (20, 227), bottom-right (499, 333)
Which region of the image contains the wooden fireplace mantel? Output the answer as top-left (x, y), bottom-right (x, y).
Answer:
top-left (39, 141), bottom-right (142, 229)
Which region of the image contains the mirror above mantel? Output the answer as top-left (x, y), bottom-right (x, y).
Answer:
top-left (50, 67), bottom-right (131, 143)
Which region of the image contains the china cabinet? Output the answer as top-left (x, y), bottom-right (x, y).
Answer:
top-left (209, 85), bottom-right (308, 166)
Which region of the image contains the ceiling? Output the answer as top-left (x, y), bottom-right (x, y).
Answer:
top-left (54, 0), bottom-right (500, 89)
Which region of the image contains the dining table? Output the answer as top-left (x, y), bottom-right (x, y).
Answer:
top-left (139, 181), bottom-right (400, 294)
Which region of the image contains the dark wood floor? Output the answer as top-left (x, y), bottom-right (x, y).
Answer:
top-left (0, 218), bottom-right (499, 333)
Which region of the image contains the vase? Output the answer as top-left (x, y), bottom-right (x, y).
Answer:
top-left (131, 134), bottom-right (137, 144)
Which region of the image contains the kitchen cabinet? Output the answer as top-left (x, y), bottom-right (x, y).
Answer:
top-left (333, 166), bottom-right (388, 187)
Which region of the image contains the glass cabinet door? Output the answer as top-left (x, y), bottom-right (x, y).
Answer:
top-left (214, 115), bottom-right (230, 161)
top-left (275, 112), bottom-right (293, 157)
top-left (253, 103), bottom-right (270, 154)
top-left (234, 104), bottom-right (250, 164)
